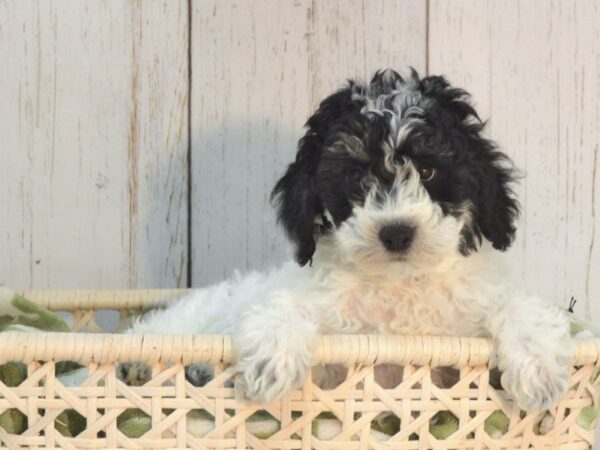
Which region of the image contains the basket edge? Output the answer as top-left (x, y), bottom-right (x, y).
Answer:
top-left (0, 331), bottom-right (598, 367)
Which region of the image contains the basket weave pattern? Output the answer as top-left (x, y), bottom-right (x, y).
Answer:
top-left (0, 290), bottom-right (598, 449)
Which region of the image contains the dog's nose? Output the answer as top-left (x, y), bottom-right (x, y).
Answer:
top-left (378, 223), bottom-right (415, 253)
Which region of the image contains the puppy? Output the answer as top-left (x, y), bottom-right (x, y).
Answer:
top-left (127, 69), bottom-right (573, 412)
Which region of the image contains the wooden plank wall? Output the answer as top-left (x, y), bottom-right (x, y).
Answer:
top-left (0, 0), bottom-right (189, 288)
top-left (1, 1), bottom-right (598, 324)
top-left (429, 0), bottom-right (600, 322)
top-left (190, 0), bottom-right (426, 284)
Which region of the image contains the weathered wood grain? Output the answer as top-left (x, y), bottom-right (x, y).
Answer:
top-left (0, 1), bottom-right (189, 288)
top-left (190, 0), bottom-right (427, 285)
top-left (429, 0), bottom-right (600, 321)
top-left (306, 0), bottom-right (427, 110)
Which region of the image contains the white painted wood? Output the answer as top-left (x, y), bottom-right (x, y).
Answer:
top-left (429, 0), bottom-right (600, 323)
top-left (0, 0), bottom-right (189, 288)
top-left (190, 0), bottom-right (426, 285)
top-left (306, 0), bottom-right (427, 110)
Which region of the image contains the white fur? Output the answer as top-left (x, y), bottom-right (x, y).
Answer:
top-left (129, 164), bottom-right (573, 411)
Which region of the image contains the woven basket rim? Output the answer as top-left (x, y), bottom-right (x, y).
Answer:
top-left (5, 289), bottom-right (599, 367)
top-left (19, 288), bottom-right (185, 310)
top-left (0, 331), bottom-right (598, 366)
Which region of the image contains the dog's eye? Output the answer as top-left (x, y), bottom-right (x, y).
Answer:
top-left (418, 166), bottom-right (436, 182)
top-left (347, 168), bottom-right (365, 183)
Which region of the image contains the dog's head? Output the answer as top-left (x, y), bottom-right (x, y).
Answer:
top-left (272, 69), bottom-right (519, 273)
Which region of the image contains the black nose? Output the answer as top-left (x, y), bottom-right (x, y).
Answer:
top-left (378, 223), bottom-right (415, 253)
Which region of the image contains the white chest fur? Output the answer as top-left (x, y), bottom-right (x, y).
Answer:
top-left (308, 248), bottom-right (503, 337)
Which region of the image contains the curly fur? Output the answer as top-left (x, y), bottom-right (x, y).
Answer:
top-left (127, 69), bottom-right (573, 411)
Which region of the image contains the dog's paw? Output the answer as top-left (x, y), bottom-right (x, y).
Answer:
top-left (500, 357), bottom-right (570, 412)
top-left (235, 350), bottom-right (311, 403)
top-left (232, 295), bottom-right (317, 403)
top-left (185, 364), bottom-right (214, 386)
top-left (117, 362), bottom-right (152, 386)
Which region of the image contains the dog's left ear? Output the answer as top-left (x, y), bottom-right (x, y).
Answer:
top-left (474, 144), bottom-right (520, 251)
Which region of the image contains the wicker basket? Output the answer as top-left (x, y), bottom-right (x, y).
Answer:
top-left (0, 290), bottom-right (598, 449)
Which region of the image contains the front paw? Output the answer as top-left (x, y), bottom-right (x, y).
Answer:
top-left (233, 298), bottom-right (317, 403)
top-left (235, 350), bottom-right (311, 403)
top-left (500, 355), bottom-right (571, 412)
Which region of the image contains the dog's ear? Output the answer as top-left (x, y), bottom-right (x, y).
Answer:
top-left (271, 139), bottom-right (321, 266)
top-left (474, 142), bottom-right (520, 251)
top-left (272, 85), bottom-right (357, 265)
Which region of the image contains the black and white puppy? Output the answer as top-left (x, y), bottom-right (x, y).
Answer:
top-left (129, 69), bottom-right (573, 411)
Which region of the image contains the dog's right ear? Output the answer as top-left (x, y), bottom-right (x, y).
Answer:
top-left (271, 136), bottom-right (322, 266)
top-left (272, 86), bottom-right (357, 265)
